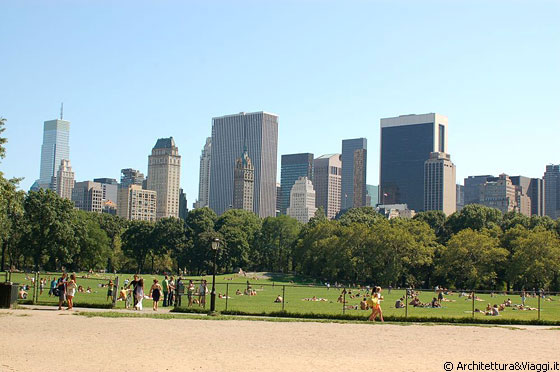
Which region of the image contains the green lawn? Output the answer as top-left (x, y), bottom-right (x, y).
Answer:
top-left (4, 271), bottom-right (559, 322)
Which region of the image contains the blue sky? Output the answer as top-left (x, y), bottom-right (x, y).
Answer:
top-left (1, 0), bottom-right (559, 204)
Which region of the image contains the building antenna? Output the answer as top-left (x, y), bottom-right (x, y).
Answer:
top-left (60, 102), bottom-right (64, 120)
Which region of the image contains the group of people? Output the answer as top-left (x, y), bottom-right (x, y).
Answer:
top-left (49, 273), bottom-right (78, 310)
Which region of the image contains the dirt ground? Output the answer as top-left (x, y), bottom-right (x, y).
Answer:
top-left (1, 307), bottom-right (559, 372)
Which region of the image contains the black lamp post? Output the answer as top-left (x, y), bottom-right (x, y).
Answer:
top-left (210, 238), bottom-right (220, 312)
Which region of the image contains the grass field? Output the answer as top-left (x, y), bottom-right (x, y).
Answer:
top-left (3, 271), bottom-right (559, 322)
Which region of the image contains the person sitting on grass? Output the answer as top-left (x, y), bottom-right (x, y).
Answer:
top-left (486, 304), bottom-right (499, 316)
top-left (274, 295), bottom-right (283, 303)
top-left (504, 298), bottom-right (512, 307)
top-left (410, 296), bottom-right (422, 307)
top-left (235, 289), bottom-right (242, 296)
top-left (485, 303), bottom-right (492, 312)
top-left (18, 288), bottom-right (28, 299)
top-left (430, 297), bottom-right (441, 308)
top-left (395, 298), bottom-right (405, 309)
top-left (360, 297), bottom-right (368, 310)
top-left (498, 303), bottom-right (506, 312)
top-left (337, 294), bottom-right (344, 303)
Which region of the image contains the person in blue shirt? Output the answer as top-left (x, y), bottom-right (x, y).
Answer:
top-left (49, 277), bottom-right (57, 296)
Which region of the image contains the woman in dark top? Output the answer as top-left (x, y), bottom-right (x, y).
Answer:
top-left (149, 279), bottom-right (163, 311)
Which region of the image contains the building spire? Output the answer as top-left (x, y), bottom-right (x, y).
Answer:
top-left (60, 102), bottom-right (64, 120)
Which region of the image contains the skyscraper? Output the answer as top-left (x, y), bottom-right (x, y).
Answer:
top-left (366, 185), bottom-right (379, 207)
top-left (179, 188), bottom-right (188, 220)
top-left (232, 146), bottom-right (254, 212)
top-left (313, 154), bottom-right (342, 219)
top-left (380, 113), bottom-right (448, 212)
top-left (287, 177), bottom-right (317, 223)
top-left (510, 176), bottom-right (544, 216)
top-left (456, 184), bottom-right (465, 211)
top-left (209, 111), bottom-right (278, 217)
top-left (341, 138), bottom-right (367, 210)
top-left (424, 152), bottom-right (456, 216)
top-left (352, 148), bottom-right (367, 208)
top-left (117, 184), bottom-right (157, 222)
top-left (72, 181), bottom-right (103, 213)
top-left (194, 137), bottom-right (212, 209)
top-left (55, 159), bottom-right (74, 201)
top-left (147, 137), bottom-right (181, 219)
top-left (544, 165), bottom-right (560, 219)
top-left (280, 153), bottom-right (314, 215)
top-left (464, 175), bottom-right (498, 205)
top-left (93, 178), bottom-right (118, 205)
top-left (120, 169), bottom-right (145, 188)
top-left (37, 117), bottom-right (70, 190)
top-left (479, 174), bottom-right (531, 216)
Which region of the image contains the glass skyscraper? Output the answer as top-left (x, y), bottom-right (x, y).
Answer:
top-left (341, 138), bottom-right (367, 210)
top-left (38, 119), bottom-right (70, 189)
top-left (209, 112), bottom-right (278, 217)
top-left (280, 153), bottom-right (314, 214)
top-left (379, 113), bottom-right (448, 212)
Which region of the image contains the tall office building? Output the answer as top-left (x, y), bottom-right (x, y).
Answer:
top-left (280, 153), bottom-right (314, 215)
top-left (72, 181), bottom-right (103, 213)
top-left (424, 152), bottom-right (456, 216)
top-left (313, 154), bottom-right (342, 219)
top-left (544, 165), bottom-right (560, 219)
top-left (479, 174), bottom-right (531, 216)
top-left (380, 113), bottom-right (448, 211)
top-left (93, 178), bottom-right (118, 205)
top-left (366, 185), bottom-right (379, 207)
top-left (341, 138), bottom-right (367, 210)
top-left (464, 175), bottom-right (498, 205)
top-left (179, 188), bottom-right (188, 220)
top-left (510, 176), bottom-right (544, 216)
top-left (194, 137), bottom-right (212, 209)
top-left (37, 117), bottom-right (71, 190)
top-left (147, 137), bottom-right (181, 219)
top-left (55, 159), bottom-right (74, 201)
top-left (120, 169), bottom-right (145, 188)
top-left (276, 183), bottom-right (281, 216)
top-left (209, 112), bottom-right (278, 217)
top-left (287, 177), bottom-right (317, 223)
top-left (232, 147), bottom-right (254, 212)
top-left (352, 148), bottom-right (367, 208)
top-left (117, 184), bottom-right (157, 222)
top-left (456, 184), bottom-right (465, 211)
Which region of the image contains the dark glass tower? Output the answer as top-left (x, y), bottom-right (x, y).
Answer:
top-left (341, 138), bottom-right (367, 210)
top-left (280, 153), bottom-right (314, 214)
top-left (379, 113), bottom-right (448, 212)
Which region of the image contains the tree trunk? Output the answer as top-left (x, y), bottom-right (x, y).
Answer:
top-left (0, 240), bottom-right (6, 272)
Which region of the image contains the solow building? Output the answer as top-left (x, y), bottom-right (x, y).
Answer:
top-left (287, 177), bottom-right (317, 223)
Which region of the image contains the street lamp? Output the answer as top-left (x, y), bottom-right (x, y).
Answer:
top-left (210, 238), bottom-right (220, 312)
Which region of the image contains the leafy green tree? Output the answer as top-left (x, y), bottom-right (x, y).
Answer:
top-left (308, 206), bottom-right (327, 227)
top-left (154, 217), bottom-right (187, 273)
top-left (413, 210), bottom-right (447, 242)
top-left (501, 211), bottom-right (530, 231)
top-left (185, 207), bottom-right (217, 274)
top-left (121, 220), bottom-right (156, 273)
top-left (0, 117), bottom-right (7, 160)
top-left (437, 228), bottom-right (508, 289)
top-left (506, 227), bottom-right (560, 290)
top-left (444, 204), bottom-right (503, 238)
top-left (0, 178), bottom-right (24, 270)
top-left (529, 215), bottom-right (557, 232)
top-left (96, 213), bottom-right (125, 272)
top-left (71, 211), bottom-right (111, 271)
top-left (256, 215), bottom-right (301, 272)
top-left (215, 209), bottom-right (261, 272)
top-left (22, 189), bottom-right (76, 270)
top-left (337, 206), bottom-right (384, 227)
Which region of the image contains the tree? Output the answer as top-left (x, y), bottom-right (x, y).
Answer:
top-left (444, 204), bottom-right (503, 238)
top-left (96, 213), bottom-right (126, 272)
top-left (71, 211), bottom-right (111, 271)
top-left (22, 189), bottom-right (76, 270)
top-left (413, 210), bottom-right (447, 242)
top-left (0, 117), bottom-right (7, 160)
top-left (501, 211), bottom-right (530, 232)
top-left (121, 220), bottom-right (156, 273)
top-left (215, 209), bottom-right (261, 272)
top-left (437, 229), bottom-right (508, 289)
top-left (255, 215), bottom-right (300, 272)
top-left (154, 217), bottom-right (187, 273)
top-left (506, 227), bottom-right (560, 290)
top-left (337, 206), bottom-right (384, 227)
top-left (184, 207), bottom-right (217, 274)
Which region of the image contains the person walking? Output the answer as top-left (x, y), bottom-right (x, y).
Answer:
top-left (149, 279), bottom-right (163, 311)
top-left (56, 273), bottom-right (67, 310)
top-left (106, 280), bottom-right (114, 302)
top-left (128, 275), bottom-right (140, 309)
top-left (162, 275), bottom-right (169, 307)
top-left (134, 278), bottom-right (144, 311)
top-left (187, 280), bottom-right (195, 307)
top-left (168, 276), bottom-right (175, 307)
top-left (368, 286), bottom-right (384, 322)
top-left (66, 274), bottom-right (77, 310)
top-left (49, 277), bottom-right (57, 296)
top-left (199, 280), bottom-right (207, 308)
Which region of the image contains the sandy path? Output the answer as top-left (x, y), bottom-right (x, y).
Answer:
top-left (1, 308), bottom-right (559, 372)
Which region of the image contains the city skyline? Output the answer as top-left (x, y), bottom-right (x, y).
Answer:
top-left (1, 1), bottom-right (558, 205)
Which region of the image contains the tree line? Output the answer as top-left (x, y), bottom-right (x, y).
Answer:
top-left (1, 117), bottom-right (560, 290)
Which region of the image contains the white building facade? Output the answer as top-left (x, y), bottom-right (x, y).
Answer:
top-left (287, 177), bottom-right (317, 223)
